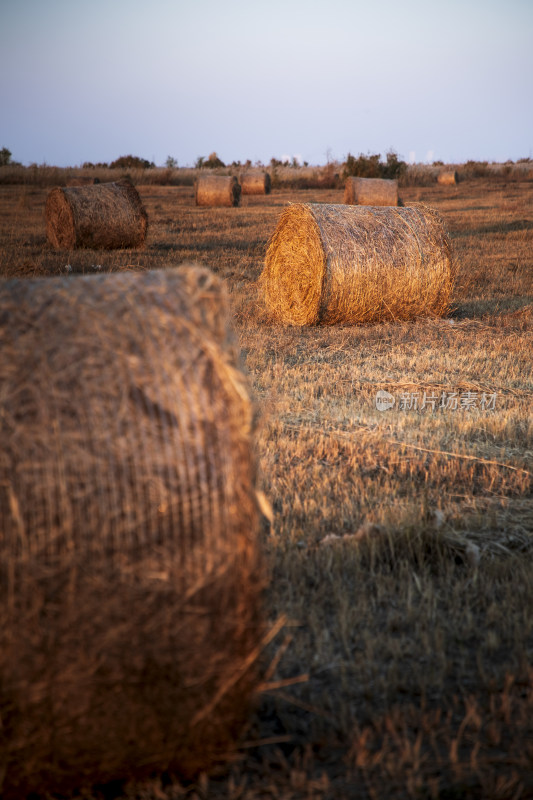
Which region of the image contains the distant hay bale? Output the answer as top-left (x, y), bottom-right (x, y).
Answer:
top-left (259, 203), bottom-right (454, 325)
top-left (0, 266), bottom-right (264, 798)
top-left (45, 178), bottom-right (148, 249)
top-left (66, 175), bottom-right (101, 186)
top-left (195, 175), bottom-right (241, 207)
top-left (437, 170), bottom-right (458, 186)
top-left (240, 171), bottom-right (271, 195)
top-left (344, 177), bottom-right (399, 206)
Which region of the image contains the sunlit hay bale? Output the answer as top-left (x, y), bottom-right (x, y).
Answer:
top-left (344, 177), bottom-right (399, 206)
top-left (259, 203), bottom-right (454, 326)
top-left (240, 171), bottom-right (271, 195)
top-left (45, 178), bottom-right (148, 249)
top-left (66, 176), bottom-right (101, 186)
top-left (0, 266), bottom-right (264, 798)
top-left (437, 170), bottom-right (458, 186)
top-left (195, 175), bottom-right (241, 207)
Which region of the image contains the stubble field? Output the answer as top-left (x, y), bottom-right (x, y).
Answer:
top-left (0, 172), bottom-right (532, 798)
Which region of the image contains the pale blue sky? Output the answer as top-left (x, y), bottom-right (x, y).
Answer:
top-left (1, 0), bottom-right (532, 167)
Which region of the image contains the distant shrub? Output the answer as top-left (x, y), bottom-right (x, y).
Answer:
top-left (341, 150), bottom-right (406, 181)
top-left (462, 160), bottom-right (489, 179)
top-left (382, 150), bottom-right (407, 181)
top-left (83, 161), bottom-right (109, 169)
top-left (270, 157), bottom-right (291, 168)
top-left (165, 156), bottom-right (178, 168)
top-left (0, 147), bottom-right (12, 166)
top-left (109, 155), bottom-right (155, 169)
top-left (195, 152), bottom-right (225, 169)
top-left (342, 152), bottom-right (381, 179)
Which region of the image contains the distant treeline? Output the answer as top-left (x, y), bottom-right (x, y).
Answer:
top-left (1, 146), bottom-right (532, 188)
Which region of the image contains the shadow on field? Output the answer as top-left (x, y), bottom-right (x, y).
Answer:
top-left (451, 295), bottom-right (533, 320)
top-left (452, 218), bottom-right (533, 237)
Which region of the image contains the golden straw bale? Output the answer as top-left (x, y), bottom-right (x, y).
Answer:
top-left (45, 178), bottom-right (148, 249)
top-left (240, 171), bottom-right (272, 195)
top-left (437, 170), bottom-right (458, 185)
top-left (259, 203), bottom-right (455, 326)
top-left (344, 176), bottom-right (399, 206)
top-left (195, 175), bottom-right (241, 207)
top-left (0, 266), bottom-right (264, 798)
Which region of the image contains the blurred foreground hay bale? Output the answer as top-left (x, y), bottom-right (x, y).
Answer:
top-left (240, 171), bottom-right (271, 195)
top-left (0, 266), bottom-right (264, 798)
top-left (344, 176), bottom-right (399, 206)
top-left (195, 175), bottom-right (241, 206)
top-left (45, 178), bottom-right (148, 249)
top-left (260, 203), bottom-right (454, 325)
top-left (437, 169), bottom-right (458, 185)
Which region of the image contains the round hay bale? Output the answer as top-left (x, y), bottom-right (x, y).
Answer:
top-left (344, 176), bottom-right (399, 206)
top-left (240, 171), bottom-right (271, 195)
top-left (0, 266), bottom-right (264, 798)
top-left (45, 178), bottom-right (148, 249)
top-left (259, 203), bottom-right (454, 326)
top-left (195, 175), bottom-right (241, 207)
top-left (437, 169), bottom-right (458, 186)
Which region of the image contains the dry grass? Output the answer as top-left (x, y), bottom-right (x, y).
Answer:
top-left (45, 178), bottom-right (148, 249)
top-left (66, 175), bottom-right (101, 186)
top-left (259, 203), bottom-right (454, 325)
top-left (0, 174), bottom-right (532, 798)
top-left (0, 266), bottom-right (264, 798)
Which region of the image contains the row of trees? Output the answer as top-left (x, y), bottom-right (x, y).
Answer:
top-left (10, 147), bottom-right (527, 176)
top-left (192, 150), bottom-right (406, 175)
top-left (83, 155), bottom-right (156, 169)
top-left (0, 146), bottom-right (408, 184)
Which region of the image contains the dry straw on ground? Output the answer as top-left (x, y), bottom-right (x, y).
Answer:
top-left (0, 266), bottom-right (264, 798)
top-left (195, 175), bottom-right (241, 207)
top-left (437, 170), bottom-right (459, 186)
top-left (259, 203), bottom-right (454, 325)
top-left (66, 176), bottom-right (101, 186)
top-left (240, 171), bottom-right (272, 195)
top-left (45, 178), bottom-right (148, 249)
top-left (344, 176), bottom-right (399, 206)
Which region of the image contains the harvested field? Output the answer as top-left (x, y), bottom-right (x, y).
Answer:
top-left (0, 172), bottom-right (532, 799)
top-left (66, 175), bottom-right (101, 186)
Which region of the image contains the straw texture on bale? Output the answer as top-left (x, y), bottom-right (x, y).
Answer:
top-left (344, 176), bottom-right (399, 206)
top-left (260, 203), bottom-right (454, 326)
top-left (0, 266), bottom-right (263, 798)
top-left (45, 178), bottom-right (148, 249)
top-left (195, 175), bottom-right (241, 207)
top-left (240, 171), bottom-right (271, 195)
top-left (437, 170), bottom-right (458, 185)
